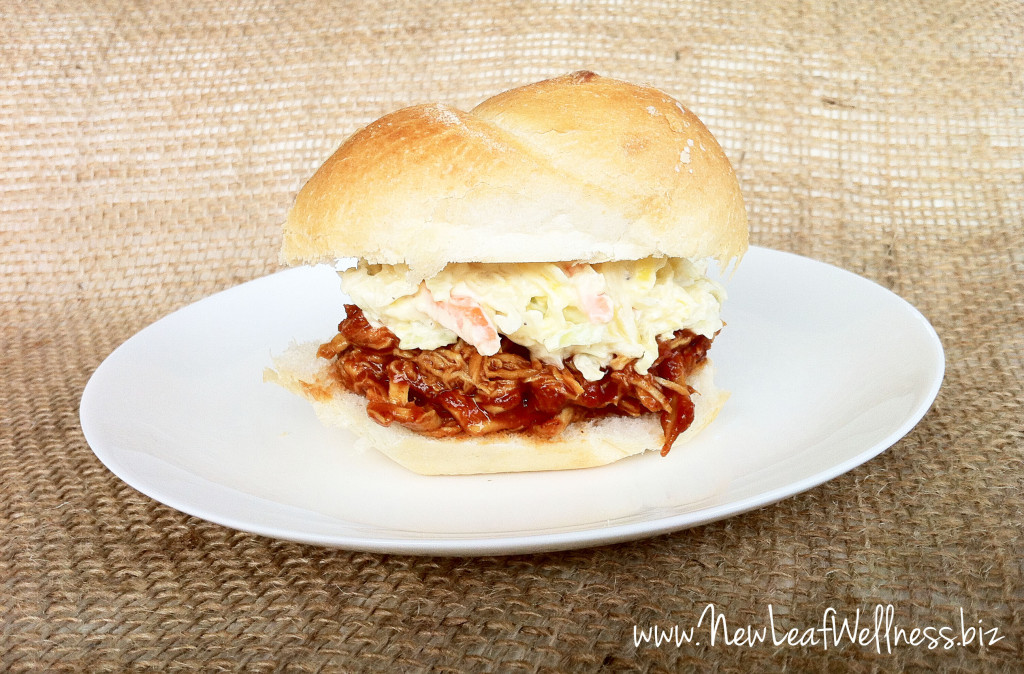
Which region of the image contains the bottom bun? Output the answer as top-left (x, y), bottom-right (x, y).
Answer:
top-left (265, 341), bottom-right (728, 475)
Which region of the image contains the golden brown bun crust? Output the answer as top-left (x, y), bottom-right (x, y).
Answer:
top-left (282, 72), bottom-right (747, 279)
top-left (266, 342), bottom-right (728, 475)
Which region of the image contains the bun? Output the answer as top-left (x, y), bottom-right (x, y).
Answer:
top-left (282, 71), bottom-right (747, 279)
top-left (265, 342), bottom-right (728, 475)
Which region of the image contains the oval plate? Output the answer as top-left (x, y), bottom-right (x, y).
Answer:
top-left (80, 247), bottom-right (944, 555)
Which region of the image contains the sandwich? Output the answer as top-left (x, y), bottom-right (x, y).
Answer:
top-left (267, 71), bottom-right (747, 475)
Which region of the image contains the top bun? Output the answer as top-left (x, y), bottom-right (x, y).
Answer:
top-left (282, 71), bottom-right (747, 279)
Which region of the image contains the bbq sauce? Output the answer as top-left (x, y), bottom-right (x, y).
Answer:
top-left (320, 306), bottom-right (711, 453)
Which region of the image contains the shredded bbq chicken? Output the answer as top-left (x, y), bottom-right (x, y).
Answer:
top-left (317, 305), bottom-right (712, 455)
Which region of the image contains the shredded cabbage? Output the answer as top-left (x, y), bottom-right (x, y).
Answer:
top-left (338, 257), bottom-right (724, 381)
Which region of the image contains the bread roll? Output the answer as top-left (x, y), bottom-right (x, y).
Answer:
top-left (266, 342), bottom-right (728, 475)
top-left (282, 71), bottom-right (746, 280)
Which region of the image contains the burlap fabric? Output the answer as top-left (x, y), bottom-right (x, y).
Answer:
top-left (3, 0), bottom-right (1022, 670)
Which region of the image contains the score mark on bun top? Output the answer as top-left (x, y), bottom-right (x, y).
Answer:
top-left (266, 72), bottom-right (748, 475)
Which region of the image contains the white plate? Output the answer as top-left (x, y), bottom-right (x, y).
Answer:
top-left (80, 247), bottom-right (944, 555)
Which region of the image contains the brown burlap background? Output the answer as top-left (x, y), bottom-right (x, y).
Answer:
top-left (3, 0), bottom-right (1022, 670)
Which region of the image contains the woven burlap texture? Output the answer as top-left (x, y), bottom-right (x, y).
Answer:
top-left (2, 0), bottom-right (1022, 670)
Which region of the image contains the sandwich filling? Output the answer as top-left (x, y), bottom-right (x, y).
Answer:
top-left (311, 257), bottom-right (725, 454)
top-left (339, 257), bottom-right (724, 381)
